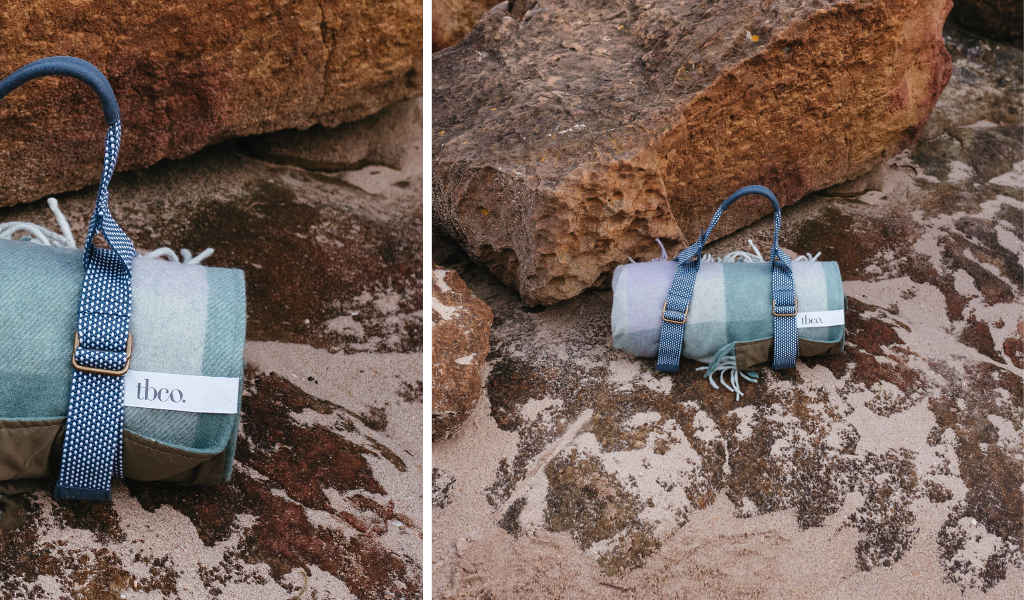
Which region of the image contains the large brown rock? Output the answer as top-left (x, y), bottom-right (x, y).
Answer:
top-left (433, 0), bottom-right (953, 305)
top-left (433, 264), bottom-right (493, 440)
top-left (432, 0), bottom-right (500, 51)
top-left (0, 0), bottom-right (421, 207)
top-left (950, 0), bottom-right (1022, 41)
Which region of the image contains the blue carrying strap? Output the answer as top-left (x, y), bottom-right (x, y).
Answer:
top-left (655, 185), bottom-right (798, 373)
top-left (0, 57), bottom-right (137, 501)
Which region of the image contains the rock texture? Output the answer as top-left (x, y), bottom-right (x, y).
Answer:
top-left (950, 0), bottom-right (1023, 42)
top-left (432, 0), bottom-right (500, 52)
top-left (433, 0), bottom-right (953, 305)
top-left (0, 0), bottom-right (422, 208)
top-left (0, 100), bottom-right (423, 599)
top-left (433, 265), bottom-right (493, 440)
top-left (432, 24), bottom-right (1022, 598)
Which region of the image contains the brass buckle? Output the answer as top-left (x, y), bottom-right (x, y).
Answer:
top-left (72, 331), bottom-right (132, 376)
top-left (662, 301), bottom-right (689, 325)
top-left (772, 298), bottom-right (798, 318)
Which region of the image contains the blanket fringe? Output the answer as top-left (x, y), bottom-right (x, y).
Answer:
top-left (701, 238), bottom-right (820, 263)
top-left (0, 198), bottom-right (214, 265)
top-left (696, 355), bottom-right (759, 402)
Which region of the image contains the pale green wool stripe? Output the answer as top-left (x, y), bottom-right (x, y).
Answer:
top-left (683, 262), bottom-right (730, 362)
top-left (792, 261), bottom-right (835, 342)
top-left (721, 262), bottom-right (773, 355)
top-left (0, 242), bottom-right (81, 419)
top-left (126, 258), bottom-right (210, 451)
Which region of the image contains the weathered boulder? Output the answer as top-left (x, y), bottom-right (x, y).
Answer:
top-left (432, 0), bottom-right (500, 51)
top-left (0, 0), bottom-right (422, 208)
top-left (433, 0), bottom-right (953, 305)
top-left (950, 0), bottom-right (1022, 41)
top-left (433, 264), bottom-right (493, 440)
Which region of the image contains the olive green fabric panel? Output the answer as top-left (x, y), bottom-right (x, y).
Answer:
top-left (123, 432), bottom-right (224, 486)
top-left (0, 419), bottom-right (65, 481)
top-left (0, 419), bottom-right (226, 529)
top-left (799, 338), bottom-right (845, 358)
top-left (734, 338), bottom-right (773, 370)
top-left (0, 479), bottom-right (50, 529)
top-left (0, 419), bottom-right (224, 484)
top-left (0, 425), bottom-right (236, 490)
top-left (733, 337), bottom-right (845, 370)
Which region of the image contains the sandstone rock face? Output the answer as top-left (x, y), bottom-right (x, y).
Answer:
top-left (433, 265), bottom-right (493, 440)
top-left (950, 0), bottom-right (1022, 41)
top-left (432, 0), bottom-right (500, 51)
top-left (433, 0), bottom-right (953, 305)
top-left (0, 0), bottom-right (421, 207)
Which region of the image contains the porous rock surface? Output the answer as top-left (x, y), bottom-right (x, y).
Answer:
top-left (433, 264), bottom-right (493, 440)
top-left (433, 0), bottom-right (953, 305)
top-left (0, 99), bottom-right (423, 599)
top-left (0, 0), bottom-right (422, 208)
top-left (432, 25), bottom-right (1022, 598)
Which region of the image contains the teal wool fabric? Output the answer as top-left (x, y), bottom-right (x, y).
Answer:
top-left (611, 259), bottom-right (845, 362)
top-left (0, 239), bottom-right (246, 481)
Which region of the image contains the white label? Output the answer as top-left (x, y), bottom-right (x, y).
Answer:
top-left (123, 370), bottom-right (239, 414)
top-left (795, 310), bottom-right (845, 329)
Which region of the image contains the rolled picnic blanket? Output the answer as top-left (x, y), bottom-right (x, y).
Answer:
top-left (0, 240), bottom-right (246, 520)
top-left (611, 186), bottom-right (846, 398)
top-left (0, 57), bottom-right (246, 527)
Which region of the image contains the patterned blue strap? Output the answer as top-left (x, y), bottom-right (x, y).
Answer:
top-left (655, 257), bottom-right (698, 372)
top-left (770, 251), bottom-right (797, 370)
top-left (0, 58), bottom-right (136, 501)
top-left (655, 185), bottom-right (798, 373)
top-left (55, 120), bottom-right (136, 501)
